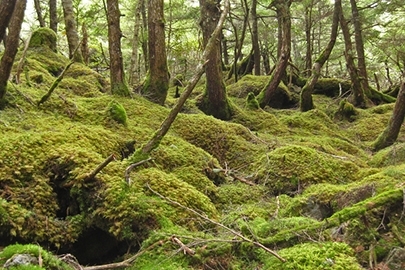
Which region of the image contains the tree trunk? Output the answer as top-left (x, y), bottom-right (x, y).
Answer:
top-left (128, 0), bottom-right (143, 86)
top-left (338, 0), bottom-right (366, 108)
top-left (0, 0), bottom-right (16, 44)
top-left (62, 0), bottom-right (82, 62)
top-left (304, 0), bottom-right (313, 77)
top-left (0, 0), bottom-right (26, 105)
top-left (258, 0), bottom-right (291, 108)
top-left (49, 0), bottom-right (58, 33)
top-left (141, 0), bottom-right (169, 105)
top-left (81, 23), bottom-right (89, 65)
top-left (300, 0), bottom-right (339, 112)
top-left (350, 0), bottom-right (370, 97)
top-left (198, 0), bottom-right (232, 120)
top-left (141, 0), bottom-right (148, 72)
top-left (373, 73), bottom-right (405, 151)
top-left (34, 0), bottom-right (45, 27)
top-left (251, 0), bottom-right (260, 75)
top-left (106, 0), bottom-right (129, 96)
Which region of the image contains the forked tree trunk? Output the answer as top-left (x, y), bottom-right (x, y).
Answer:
top-left (373, 73), bottom-right (405, 151)
top-left (257, 0), bottom-right (291, 108)
top-left (62, 0), bottom-right (82, 62)
top-left (141, 0), bottom-right (169, 105)
top-left (198, 0), bottom-right (232, 120)
top-left (0, 0), bottom-right (16, 43)
top-left (338, 0), bottom-right (366, 108)
top-left (300, 0), bottom-right (339, 112)
top-left (106, 0), bottom-right (130, 96)
top-left (0, 0), bottom-right (26, 105)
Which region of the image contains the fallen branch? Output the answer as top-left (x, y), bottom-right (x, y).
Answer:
top-left (171, 236), bottom-right (195, 256)
top-left (125, 157), bottom-right (152, 184)
top-left (146, 183), bottom-right (286, 262)
top-left (85, 154), bottom-right (116, 181)
top-left (14, 33), bottom-right (32, 84)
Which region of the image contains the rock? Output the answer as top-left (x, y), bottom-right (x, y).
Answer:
top-left (3, 253), bottom-right (38, 268)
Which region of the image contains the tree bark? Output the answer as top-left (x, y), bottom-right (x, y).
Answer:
top-left (49, 0), bottom-right (58, 33)
top-left (300, 0), bottom-right (340, 112)
top-left (304, 0), bottom-right (313, 77)
top-left (250, 0), bottom-right (260, 75)
top-left (373, 73), bottom-right (405, 151)
top-left (81, 23), bottom-right (89, 65)
top-left (0, 0), bottom-right (26, 105)
top-left (62, 0), bottom-right (82, 62)
top-left (141, 0), bottom-right (169, 105)
top-left (198, 0), bottom-right (232, 120)
top-left (128, 0), bottom-right (143, 86)
top-left (0, 0), bottom-right (16, 44)
top-left (106, 0), bottom-right (130, 96)
top-left (350, 0), bottom-right (371, 97)
top-left (258, 0), bottom-right (291, 108)
top-left (34, 0), bottom-right (45, 27)
top-left (338, 0), bottom-right (366, 108)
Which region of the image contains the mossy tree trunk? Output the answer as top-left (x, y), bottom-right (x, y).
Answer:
top-left (0, 0), bottom-right (26, 106)
top-left (141, 0), bottom-right (169, 105)
top-left (106, 0), bottom-right (130, 97)
top-left (198, 0), bottom-right (232, 120)
top-left (0, 0), bottom-right (16, 44)
top-left (257, 0), bottom-right (291, 108)
top-left (373, 74), bottom-right (405, 151)
top-left (49, 0), bottom-right (57, 32)
top-left (300, 0), bottom-right (339, 112)
top-left (61, 0), bottom-right (82, 63)
top-left (338, 0), bottom-right (366, 108)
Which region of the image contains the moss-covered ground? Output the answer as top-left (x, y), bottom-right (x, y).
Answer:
top-left (1, 35), bottom-right (405, 269)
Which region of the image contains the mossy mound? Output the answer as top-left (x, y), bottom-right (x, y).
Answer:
top-left (28, 27), bottom-right (57, 52)
top-left (254, 145), bottom-right (360, 194)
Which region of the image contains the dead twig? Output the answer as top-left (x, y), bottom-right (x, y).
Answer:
top-left (146, 183), bottom-right (286, 262)
top-left (125, 157), bottom-right (152, 184)
top-left (86, 154), bottom-right (116, 181)
top-left (171, 236), bottom-right (195, 256)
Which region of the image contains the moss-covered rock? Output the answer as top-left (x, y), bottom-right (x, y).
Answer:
top-left (106, 100), bottom-right (128, 126)
top-left (28, 28), bottom-right (57, 52)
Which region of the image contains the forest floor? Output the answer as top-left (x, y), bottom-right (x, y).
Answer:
top-left (1, 44), bottom-right (405, 270)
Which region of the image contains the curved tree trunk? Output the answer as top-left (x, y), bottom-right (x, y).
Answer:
top-left (0, 0), bottom-right (26, 105)
top-left (62, 0), bottom-right (82, 62)
top-left (34, 0), bottom-right (45, 27)
top-left (198, 0), bottom-right (232, 120)
top-left (0, 0), bottom-right (16, 44)
top-left (258, 0), bottom-right (291, 108)
top-left (106, 0), bottom-right (130, 96)
top-left (373, 73), bottom-right (405, 151)
top-left (338, 0), bottom-right (366, 108)
top-left (141, 0), bottom-right (169, 105)
top-left (300, 0), bottom-right (340, 112)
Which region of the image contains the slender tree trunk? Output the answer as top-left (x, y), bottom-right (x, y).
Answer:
top-left (304, 0), bottom-right (313, 77)
top-left (258, 0), bottom-right (291, 108)
top-left (261, 42), bottom-right (271, 74)
top-left (106, 0), bottom-right (130, 96)
top-left (350, 0), bottom-right (370, 96)
top-left (34, 0), bottom-right (45, 27)
top-left (128, 0), bottom-right (143, 86)
top-left (198, 0), bottom-right (232, 120)
top-left (62, 0), bottom-right (82, 62)
top-left (300, 0), bottom-right (339, 112)
top-left (338, 0), bottom-right (366, 108)
top-left (81, 23), bottom-right (89, 65)
top-left (141, 0), bottom-right (169, 105)
top-left (221, 32), bottom-right (229, 66)
top-left (0, 0), bottom-right (16, 44)
top-left (373, 72), bottom-right (405, 151)
top-left (49, 0), bottom-right (58, 33)
top-left (251, 0), bottom-right (260, 75)
top-left (0, 0), bottom-right (26, 105)
top-left (141, 0), bottom-right (148, 72)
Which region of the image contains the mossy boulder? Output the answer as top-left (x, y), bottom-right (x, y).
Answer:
top-left (28, 27), bottom-right (57, 52)
top-left (106, 100), bottom-right (128, 126)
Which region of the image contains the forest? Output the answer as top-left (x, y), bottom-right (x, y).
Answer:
top-left (1, 0), bottom-right (405, 269)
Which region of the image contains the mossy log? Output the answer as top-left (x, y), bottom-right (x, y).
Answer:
top-left (260, 188), bottom-right (403, 246)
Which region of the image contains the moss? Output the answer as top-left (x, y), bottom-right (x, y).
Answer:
top-left (260, 242), bottom-right (362, 269)
top-left (245, 92), bottom-right (260, 110)
top-left (335, 99), bottom-right (358, 121)
top-left (0, 244), bottom-right (73, 270)
top-left (227, 75), bottom-right (269, 97)
top-left (28, 28), bottom-right (57, 52)
top-left (106, 100), bottom-right (128, 126)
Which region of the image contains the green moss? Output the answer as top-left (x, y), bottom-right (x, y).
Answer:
top-left (335, 99), bottom-right (357, 121)
top-left (0, 244), bottom-right (73, 270)
top-left (227, 75), bottom-right (269, 97)
top-left (28, 28), bottom-right (57, 52)
top-left (245, 92), bottom-right (260, 110)
top-left (107, 100), bottom-right (128, 126)
top-left (260, 242), bottom-right (362, 269)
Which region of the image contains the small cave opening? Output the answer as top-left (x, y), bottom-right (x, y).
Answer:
top-left (46, 160), bottom-right (80, 219)
top-left (61, 227), bottom-right (133, 265)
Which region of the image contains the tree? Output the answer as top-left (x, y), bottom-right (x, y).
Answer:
top-left (128, 0), bottom-right (144, 86)
top-left (62, 0), bottom-right (83, 62)
top-left (34, 0), bottom-right (45, 27)
top-left (0, 0), bottom-right (16, 43)
top-left (300, 0), bottom-right (339, 112)
top-left (373, 72), bottom-right (405, 151)
top-left (257, 0), bottom-right (291, 108)
top-left (106, 0), bottom-right (130, 96)
top-left (49, 0), bottom-right (58, 33)
top-left (141, 0), bottom-right (169, 105)
top-left (0, 0), bottom-right (26, 106)
top-left (198, 0), bottom-right (232, 120)
top-left (251, 0), bottom-right (260, 75)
